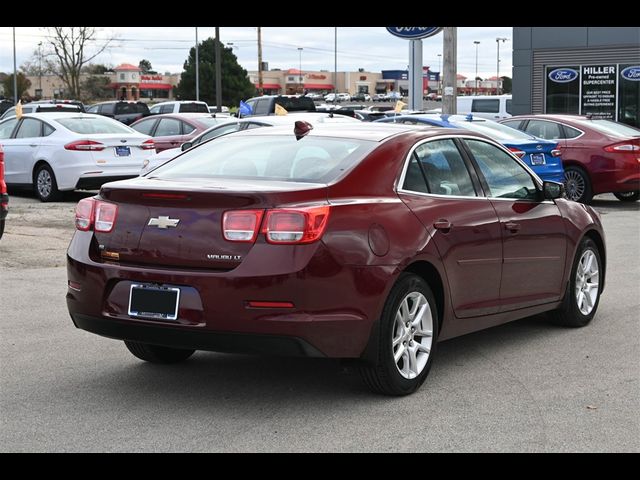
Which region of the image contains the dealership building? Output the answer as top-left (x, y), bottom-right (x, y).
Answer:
top-left (512, 27), bottom-right (640, 127)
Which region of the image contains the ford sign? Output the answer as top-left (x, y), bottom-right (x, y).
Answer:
top-left (386, 27), bottom-right (443, 40)
top-left (548, 68), bottom-right (579, 83)
top-left (621, 66), bottom-right (640, 81)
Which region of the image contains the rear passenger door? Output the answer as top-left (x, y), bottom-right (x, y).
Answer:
top-left (2, 117), bottom-right (46, 184)
top-left (397, 138), bottom-right (503, 318)
top-left (152, 118), bottom-right (184, 151)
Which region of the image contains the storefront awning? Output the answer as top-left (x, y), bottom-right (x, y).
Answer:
top-left (139, 83), bottom-right (173, 90)
top-left (254, 83), bottom-right (281, 90)
top-left (304, 84), bottom-right (334, 90)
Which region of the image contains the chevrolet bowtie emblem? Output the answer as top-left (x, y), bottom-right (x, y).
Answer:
top-left (148, 216), bottom-right (180, 229)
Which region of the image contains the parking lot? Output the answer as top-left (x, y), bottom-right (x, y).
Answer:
top-left (1, 190), bottom-right (638, 452)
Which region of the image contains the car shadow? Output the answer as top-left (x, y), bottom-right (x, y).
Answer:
top-left (590, 194), bottom-right (640, 212)
top-left (6, 187), bottom-right (98, 203)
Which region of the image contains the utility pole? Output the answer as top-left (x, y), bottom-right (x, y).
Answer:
top-left (408, 39), bottom-right (423, 110)
top-left (257, 27), bottom-right (263, 96)
top-left (334, 27), bottom-right (337, 94)
top-left (442, 27), bottom-right (457, 115)
top-left (298, 47), bottom-right (303, 94)
top-left (195, 27), bottom-right (200, 101)
top-left (437, 53), bottom-right (442, 96)
top-left (12, 27), bottom-right (18, 104)
top-left (496, 37), bottom-right (508, 95)
top-left (215, 27), bottom-right (222, 111)
top-left (38, 41), bottom-right (43, 98)
top-left (474, 40), bottom-right (480, 96)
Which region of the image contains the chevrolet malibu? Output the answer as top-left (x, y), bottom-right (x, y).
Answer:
top-left (66, 122), bottom-right (606, 395)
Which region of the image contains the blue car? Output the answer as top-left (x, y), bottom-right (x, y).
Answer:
top-left (376, 114), bottom-right (565, 183)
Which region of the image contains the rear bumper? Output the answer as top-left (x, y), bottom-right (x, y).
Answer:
top-left (71, 313), bottom-right (326, 357)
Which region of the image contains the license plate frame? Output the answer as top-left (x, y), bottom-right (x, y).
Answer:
top-left (128, 284), bottom-right (180, 321)
top-left (115, 146), bottom-right (131, 157)
top-left (530, 153), bottom-right (545, 165)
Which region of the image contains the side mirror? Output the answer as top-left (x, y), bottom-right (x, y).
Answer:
top-left (181, 141), bottom-right (193, 151)
top-left (543, 181), bottom-right (564, 200)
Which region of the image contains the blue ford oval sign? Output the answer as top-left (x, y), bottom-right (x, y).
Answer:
top-left (621, 66), bottom-right (640, 81)
top-left (548, 68), bottom-right (579, 83)
top-left (386, 27), bottom-right (443, 40)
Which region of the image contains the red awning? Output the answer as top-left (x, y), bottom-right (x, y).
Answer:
top-left (254, 83), bottom-right (281, 90)
top-left (139, 83), bottom-right (173, 91)
top-left (304, 84), bottom-right (334, 90)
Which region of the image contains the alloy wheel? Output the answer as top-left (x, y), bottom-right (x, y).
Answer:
top-left (565, 170), bottom-right (585, 201)
top-left (392, 292), bottom-right (433, 379)
top-left (37, 169), bottom-right (52, 199)
top-left (575, 249), bottom-right (599, 316)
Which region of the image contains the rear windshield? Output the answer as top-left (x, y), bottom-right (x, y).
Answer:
top-left (116, 103), bottom-right (149, 115)
top-left (452, 120), bottom-right (535, 141)
top-left (178, 102), bottom-right (209, 113)
top-left (149, 134), bottom-right (376, 184)
top-left (36, 105), bottom-right (81, 113)
top-left (574, 119), bottom-right (640, 138)
top-left (274, 96), bottom-right (316, 112)
top-left (56, 116), bottom-right (134, 134)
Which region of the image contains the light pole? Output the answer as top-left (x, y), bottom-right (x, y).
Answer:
top-left (496, 37), bottom-right (508, 95)
top-left (298, 47), bottom-right (303, 93)
top-left (195, 27), bottom-right (199, 101)
top-left (12, 27), bottom-right (17, 104)
top-left (473, 41), bottom-right (480, 96)
top-left (437, 53), bottom-right (442, 95)
top-left (38, 41), bottom-right (43, 98)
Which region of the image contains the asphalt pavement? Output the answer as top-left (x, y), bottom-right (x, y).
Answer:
top-left (1, 192), bottom-right (638, 452)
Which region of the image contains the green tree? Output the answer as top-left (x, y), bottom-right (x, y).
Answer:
top-left (138, 59), bottom-right (156, 74)
top-left (80, 75), bottom-right (111, 102)
top-left (175, 37), bottom-right (255, 107)
top-left (82, 63), bottom-right (111, 75)
top-left (500, 76), bottom-right (512, 94)
top-left (2, 73), bottom-right (32, 99)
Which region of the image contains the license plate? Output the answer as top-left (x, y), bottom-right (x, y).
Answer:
top-left (115, 146), bottom-right (131, 157)
top-left (530, 153), bottom-right (545, 165)
top-left (128, 284), bottom-right (180, 321)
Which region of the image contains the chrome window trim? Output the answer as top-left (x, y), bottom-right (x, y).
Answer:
top-left (395, 133), bottom-right (545, 200)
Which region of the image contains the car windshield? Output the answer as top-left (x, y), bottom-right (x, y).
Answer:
top-left (195, 117), bottom-right (228, 128)
top-left (274, 96), bottom-right (316, 112)
top-left (56, 116), bottom-right (134, 134)
top-left (451, 119), bottom-right (536, 141)
top-left (149, 134), bottom-right (376, 184)
top-left (574, 119), bottom-right (640, 138)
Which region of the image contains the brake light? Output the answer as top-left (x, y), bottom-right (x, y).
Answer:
top-left (604, 141), bottom-right (640, 152)
top-left (508, 147), bottom-right (526, 158)
top-left (222, 209), bottom-right (264, 242)
top-left (75, 198), bottom-right (118, 232)
top-left (140, 139), bottom-right (155, 150)
top-left (262, 206), bottom-right (331, 244)
top-left (551, 149), bottom-right (562, 157)
top-left (65, 140), bottom-right (105, 151)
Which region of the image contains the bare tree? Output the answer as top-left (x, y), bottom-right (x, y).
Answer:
top-left (45, 27), bottom-right (114, 98)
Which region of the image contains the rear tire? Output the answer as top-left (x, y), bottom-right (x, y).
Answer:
top-left (34, 164), bottom-right (62, 202)
top-left (0, 219), bottom-right (4, 239)
top-left (549, 238), bottom-right (602, 328)
top-left (613, 191), bottom-right (640, 202)
top-left (564, 166), bottom-right (593, 204)
top-left (358, 273), bottom-right (438, 396)
top-left (124, 341), bottom-right (195, 364)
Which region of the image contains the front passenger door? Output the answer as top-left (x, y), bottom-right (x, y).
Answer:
top-left (463, 139), bottom-right (568, 311)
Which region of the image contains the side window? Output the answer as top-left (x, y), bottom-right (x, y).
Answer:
top-left (505, 99), bottom-right (512, 115)
top-left (0, 118), bottom-right (19, 139)
top-left (131, 119), bottom-right (157, 135)
top-left (524, 120), bottom-right (563, 140)
top-left (465, 139), bottom-right (538, 200)
top-left (160, 104), bottom-right (173, 114)
top-left (413, 139), bottom-right (477, 197)
top-left (149, 105), bottom-right (160, 114)
top-left (154, 118), bottom-right (182, 136)
top-left (15, 118), bottom-right (43, 138)
top-left (245, 100), bottom-right (257, 116)
top-left (99, 103), bottom-right (115, 115)
top-left (181, 121), bottom-right (196, 134)
top-left (472, 99), bottom-right (500, 113)
top-left (42, 123), bottom-right (55, 136)
top-left (201, 123), bottom-right (241, 142)
top-left (253, 99), bottom-right (269, 115)
top-left (402, 155), bottom-right (429, 194)
top-left (243, 122), bottom-right (264, 130)
top-left (86, 105), bottom-right (99, 113)
top-left (501, 120), bottom-right (523, 130)
top-left (562, 125), bottom-right (583, 139)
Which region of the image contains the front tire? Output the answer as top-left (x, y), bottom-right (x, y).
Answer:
top-left (549, 238), bottom-right (602, 328)
top-left (359, 273), bottom-right (438, 396)
top-left (124, 341), bottom-right (195, 364)
top-left (613, 191), bottom-right (640, 202)
top-left (564, 166), bottom-right (593, 204)
top-left (34, 164), bottom-right (62, 202)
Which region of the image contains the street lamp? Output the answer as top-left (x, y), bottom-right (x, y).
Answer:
top-left (298, 47), bottom-right (303, 93)
top-left (473, 41), bottom-right (480, 96)
top-left (496, 37), bottom-right (508, 95)
top-left (437, 53), bottom-right (442, 95)
top-left (38, 41), bottom-right (43, 98)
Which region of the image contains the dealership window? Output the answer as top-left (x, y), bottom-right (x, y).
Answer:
top-left (619, 65), bottom-right (640, 128)
top-left (545, 66), bottom-right (580, 114)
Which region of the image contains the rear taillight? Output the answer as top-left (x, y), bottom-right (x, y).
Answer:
top-left (604, 141), bottom-right (640, 152)
top-left (222, 209), bottom-right (264, 242)
top-left (262, 206), bottom-right (331, 244)
top-left (65, 140), bottom-right (105, 151)
top-left (140, 139), bottom-right (155, 150)
top-left (551, 149), bottom-right (562, 157)
top-left (75, 198), bottom-right (118, 232)
top-left (508, 147), bottom-right (526, 158)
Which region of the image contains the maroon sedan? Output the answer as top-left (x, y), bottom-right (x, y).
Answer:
top-left (0, 144), bottom-right (7, 239)
top-left (66, 123), bottom-right (606, 395)
top-left (130, 113), bottom-right (228, 152)
top-left (501, 115), bottom-right (640, 203)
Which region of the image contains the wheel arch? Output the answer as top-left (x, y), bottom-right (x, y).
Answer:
top-left (32, 159), bottom-right (53, 183)
top-left (583, 229), bottom-right (606, 293)
top-left (403, 260), bottom-right (445, 333)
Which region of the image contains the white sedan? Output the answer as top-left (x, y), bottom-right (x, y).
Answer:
top-left (0, 112), bottom-right (154, 201)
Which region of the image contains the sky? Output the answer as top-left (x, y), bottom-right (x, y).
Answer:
top-left (0, 27), bottom-right (513, 79)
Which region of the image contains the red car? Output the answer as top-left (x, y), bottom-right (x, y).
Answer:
top-left (66, 123), bottom-right (606, 395)
top-left (130, 113), bottom-right (229, 152)
top-left (501, 115), bottom-right (640, 203)
top-left (0, 144), bottom-right (7, 238)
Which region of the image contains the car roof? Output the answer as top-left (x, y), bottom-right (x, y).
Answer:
top-left (505, 114), bottom-right (595, 123)
top-left (16, 112), bottom-right (106, 121)
top-left (153, 100), bottom-right (208, 105)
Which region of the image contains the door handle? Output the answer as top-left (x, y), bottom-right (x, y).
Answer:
top-left (29, 144), bottom-right (38, 147)
top-left (505, 222), bottom-right (521, 232)
top-left (433, 220), bottom-right (452, 232)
